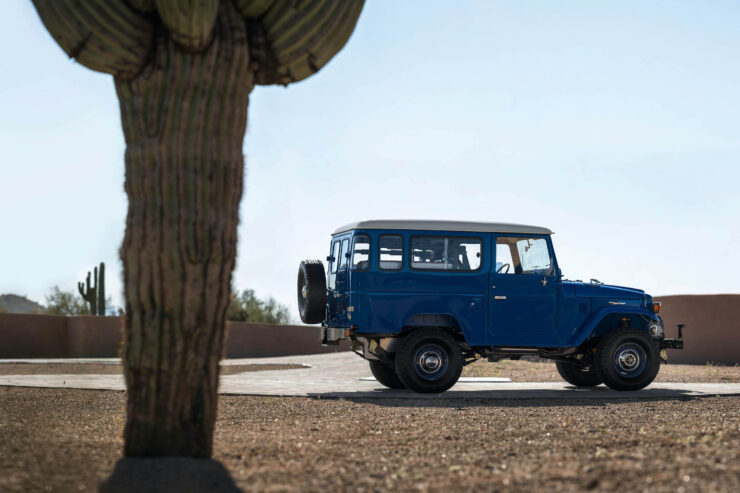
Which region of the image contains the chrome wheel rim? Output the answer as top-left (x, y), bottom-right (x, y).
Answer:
top-left (613, 342), bottom-right (647, 378)
top-left (413, 344), bottom-right (448, 381)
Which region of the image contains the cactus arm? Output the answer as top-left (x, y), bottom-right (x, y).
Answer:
top-left (233, 0), bottom-right (276, 18)
top-left (31, 0), bottom-right (153, 80)
top-left (247, 0), bottom-right (365, 86)
top-left (154, 0), bottom-right (219, 52)
top-left (98, 262), bottom-right (106, 316)
top-left (91, 267), bottom-right (98, 315)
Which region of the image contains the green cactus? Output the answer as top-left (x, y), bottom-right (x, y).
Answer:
top-left (97, 262), bottom-right (105, 316)
top-left (78, 262), bottom-right (105, 316)
top-left (77, 267), bottom-right (97, 316)
top-left (32, 0), bottom-right (364, 458)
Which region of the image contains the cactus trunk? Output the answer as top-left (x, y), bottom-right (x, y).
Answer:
top-left (97, 262), bottom-right (105, 316)
top-left (116, 2), bottom-right (251, 457)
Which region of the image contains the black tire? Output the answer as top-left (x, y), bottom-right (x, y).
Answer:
top-left (297, 260), bottom-right (327, 324)
top-left (395, 328), bottom-right (463, 393)
top-left (556, 361), bottom-right (603, 387)
top-left (595, 329), bottom-right (660, 391)
top-left (369, 360), bottom-right (405, 389)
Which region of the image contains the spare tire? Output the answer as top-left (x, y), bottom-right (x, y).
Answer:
top-left (297, 259), bottom-right (327, 324)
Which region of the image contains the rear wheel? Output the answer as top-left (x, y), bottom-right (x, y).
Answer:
top-left (556, 361), bottom-right (602, 387)
top-left (297, 260), bottom-right (327, 324)
top-left (368, 360), bottom-right (405, 389)
top-left (395, 328), bottom-right (463, 393)
top-left (595, 329), bottom-right (660, 391)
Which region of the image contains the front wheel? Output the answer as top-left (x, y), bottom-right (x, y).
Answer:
top-left (595, 329), bottom-right (660, 391)
top-left (555, 361), bottom-right (603, 387)
top-left (368, 360), bottom-right (405, 389)
top-left (395, 328), bottom-right (463, 393)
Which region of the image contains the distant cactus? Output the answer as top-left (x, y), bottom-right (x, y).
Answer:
top-left (98, 262), bottom-right (105, 316)
top-left (78, 262), bottom-right (105, 316)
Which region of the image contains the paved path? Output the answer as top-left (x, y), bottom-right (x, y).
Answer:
top-left (2, 352), bottom-right (740, 400)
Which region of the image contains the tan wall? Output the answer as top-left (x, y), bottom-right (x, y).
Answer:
top-left (0, 314), bottom-right (349, 359)
top-left (66, 316), bottom-right (124, 358)
top-left (0, 294), bottom-right (737, 363)
top-left (656, 295), bottom-right (740, 365)
top-left (0, 313), bottom-right (67, 358)
top-left (224, 322), bottom-right (351, 358)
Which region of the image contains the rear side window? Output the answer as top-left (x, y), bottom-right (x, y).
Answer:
top-left (411, 236), bottom-right (482, 271)
top-left (339, 239), bottom-right (349, 270)
top-left (330, 241), bottom-right (340, 274)
top-left (352, 235), bottom-right (370, 270)
top-left (379, 235), bottom-right (403, 270)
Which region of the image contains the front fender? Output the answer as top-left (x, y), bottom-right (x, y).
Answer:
top-left (567, 306), bottom-right (659, 347)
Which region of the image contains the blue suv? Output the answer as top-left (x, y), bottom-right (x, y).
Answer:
top-left (297, 220), bottom-right (683, 393)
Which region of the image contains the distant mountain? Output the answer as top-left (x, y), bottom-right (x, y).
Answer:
top-left (0, 294), bottom-right (44, 314)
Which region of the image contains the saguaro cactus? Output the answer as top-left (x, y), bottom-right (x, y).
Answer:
top-left (32, 0), bottom-right (364, 457)
top-left (97, 262), bottom-right (105, 316)
top-left (78, 262), bottom-right (106, 315)
top-left (77, 266), bottom-right (98, 315)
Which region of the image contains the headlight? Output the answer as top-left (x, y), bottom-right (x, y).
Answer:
top-left (649, 322), bottom-right (664, 339)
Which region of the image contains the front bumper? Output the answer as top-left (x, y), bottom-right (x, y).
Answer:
top-left (658, 324), bottom-right (685, 350)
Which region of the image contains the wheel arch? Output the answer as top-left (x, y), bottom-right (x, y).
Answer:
top-left (569, 306), bottom-right (658, 348)
top-left (401, 313), bottom-right (466, 341)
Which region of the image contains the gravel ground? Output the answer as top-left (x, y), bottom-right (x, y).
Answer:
top-left (1, 387), bottom-right (738, 492)
top-left (0, 363), bottom-right (304, 376)
top-left (462, 359), bottom-right (740, 383)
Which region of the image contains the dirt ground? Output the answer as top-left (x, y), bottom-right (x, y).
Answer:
top-left (1, 386), bottom-right (739, 492)
top-left (0, 363), bottom-right (304, 376)
top-left (462, 358), bottom-right (740, 383)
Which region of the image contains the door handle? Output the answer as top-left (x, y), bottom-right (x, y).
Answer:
top-left (494, 296), bottom-right (507, 300)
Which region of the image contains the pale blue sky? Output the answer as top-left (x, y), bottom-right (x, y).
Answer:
top-left (1, 1), bottom-right (739, 316)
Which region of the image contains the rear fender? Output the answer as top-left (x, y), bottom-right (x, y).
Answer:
top-left (568, 306), bottom-right (658, 347)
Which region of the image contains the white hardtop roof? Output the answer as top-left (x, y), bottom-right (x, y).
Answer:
top-left (333, 220), bottom-right (553, 235)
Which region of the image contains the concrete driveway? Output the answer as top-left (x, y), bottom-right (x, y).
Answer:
top-left (2, 352), bottom-right (739, 399)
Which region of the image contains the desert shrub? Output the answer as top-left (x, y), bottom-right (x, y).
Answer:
top-left (44, 286), bottom-right (90, 316)
top-left (228, 288), bottom-right (291, 324)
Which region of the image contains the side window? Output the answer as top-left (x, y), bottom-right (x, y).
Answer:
top-left (410, 236), bottom-right (483, 271)
top-left (496, 236), bottom-right (552, 275)
top-left (379, 235), bottom-right (403, 270)
top-left (495, 242), bottom-right (515, 274)
top-left (339, 239), bottom-right (349, 270)
top-left (330, 241), bottom-right (340, 274)
top-left (352, 235), bottom-right (370, 270)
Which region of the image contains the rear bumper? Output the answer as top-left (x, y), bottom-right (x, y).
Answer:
top-left (321, 326), bottom-right (348, 345)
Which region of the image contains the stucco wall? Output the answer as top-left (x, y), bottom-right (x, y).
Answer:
top-left (655, 295), bottom-right (740, 365)
top-left (0, 294), bottom-right (737, 363)
top-left (0, 313), bottom-right (67, 358)
top-left (0, 314), bottom-right (349, 359)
